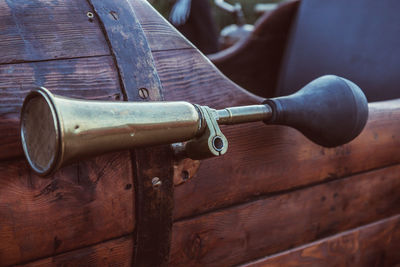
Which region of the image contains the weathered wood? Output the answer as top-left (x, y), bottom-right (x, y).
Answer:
top-left (88, 0), bottom-right (175, 265)
top-left (0, 152), bottom-right (135, 266)
top-left (150, 48), bottom-right (400, 220)
top-left (242, 214), bottom-right (400, 267)
top-left (132, 147), bottom-right (174, 266)
top-left (0, 56), bottom-right (122, 160)
top-left (0, 0), bottom-right (399, 266)
top-left (0, 0), bottom-right (109, 64)
top-left (89, 0), bottom-right (163, 101)
top-left (170, 164), bottom-right (400, 266)
top-left (154, 49), bottom-right (261, 107)
top-left (20, 214), bottom-right (400, 267)
top-left (129, 0), bottom-right (193, 52)
top-left (18, 236), bottom-right (133, 267)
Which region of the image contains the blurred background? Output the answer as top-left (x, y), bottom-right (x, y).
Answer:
top-left (149, 0), bottom-right (280, 31)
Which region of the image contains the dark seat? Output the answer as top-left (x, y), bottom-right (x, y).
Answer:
top-left (277, 0), bottom-right (400, 102)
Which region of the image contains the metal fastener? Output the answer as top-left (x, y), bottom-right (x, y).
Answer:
top-left (87, 11), bottom-right (94, 18)
top-left (87, 11), bottom-right (94, 22)
top-left (109, 11), bottom-right (119, 20)
top-left (138, 88), bottom-right (149, 99)
top-left (152, 177), bottom-right (162, 188)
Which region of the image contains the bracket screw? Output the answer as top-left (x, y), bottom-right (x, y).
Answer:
top-left (138, 88), bottom-right (149, 99)
top-left (152, 177), bottom-right (162, 188)
top-left (86, 11), bottom-right (94, 22)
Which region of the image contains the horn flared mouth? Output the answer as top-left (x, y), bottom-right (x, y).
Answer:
top-left (20, 88), bottom-right (61, 176)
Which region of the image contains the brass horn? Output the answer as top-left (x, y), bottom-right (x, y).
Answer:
top-left (21, 75), bottom-right (369, 176)
top-left (20, 87), bottom-right (207, 176)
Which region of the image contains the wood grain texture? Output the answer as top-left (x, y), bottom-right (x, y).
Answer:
top-left (0, 1), bottom-right (398, 266)
top-left (242, 214), bottom-right (400, 267)
top-left (130, 0), bottom-right (193, 51)
top-left (18, 236), bottom-right (133, 267)
top-left (19, 214), bottom-right (400, 267)
top-left (18, 215), bottom-right (400, 267)
top-left (0, 56), bottom-right (122, 160)
top-left (0, 152), bottom-right (135, 266)
top-left (150, 48), bottom-right (400, 220)
top-left (0, 0), bottom-right (109, 64)
top-left (170, 164), bottom-right (400, 266)
top-left (88, 0), bottom-right (175, 264)
top-left (154, 49), bottom-right (261, 107)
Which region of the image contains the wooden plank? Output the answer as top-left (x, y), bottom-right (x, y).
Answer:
top-left (89, 0), bottom-right (175, 265)
top-left (20, 214), bottom-right (400, 267)
top-left (0, 152), bottom-right (135, 266)
top-left (154, 49), bottom-right (260, 107)
top-left (18, 215), bottom-right (400, 267)
top-left (241, 214), bottom-right (400, 267)
top-left (0, 0), bottom-right (109, 64)
top-left (0, 56), bottom-right (122, 160)
top-left (150, 48), bottom-right (400, 220)
top-left (18, 236), bottom-right (133, 267)
top-left (169, 164), bottom-right (400, 266)
top-left (130, 0), bottom-right (193, 51)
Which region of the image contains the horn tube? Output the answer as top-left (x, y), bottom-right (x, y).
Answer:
top-left (20, 87), bottom-right (202, 176)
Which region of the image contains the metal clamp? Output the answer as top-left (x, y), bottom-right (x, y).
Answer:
top-left (185, 105), bottom-right (229, 160)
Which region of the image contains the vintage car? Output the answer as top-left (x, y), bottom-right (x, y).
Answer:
top-left (0, 0), bottom-right (399, 266)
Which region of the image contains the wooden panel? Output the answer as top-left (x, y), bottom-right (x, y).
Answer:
top-left (130, 0), bottom-right (193, 51)
top-left (170, 164), bottom-right (400, 266)
top-left (18, 236), bottom-right (133, 267)
top-left (0, 0), bottom-right (109, 64)
top-left (20, 214), bottom-right (400, 267)
top-left (18, 215), bottom-right (400, 267)
top-left (0, 56), bottom-right (122, 160)
top-left (154, 49), bottom-right (260, 107)
top-left (242, 214), bottom-right (400, 267)
top-left (150, 47), bottom-right (400, 220)
top-left (89, 0), bottom-right (176, 264)
top-left (0, 152), bottom-right (135, 266)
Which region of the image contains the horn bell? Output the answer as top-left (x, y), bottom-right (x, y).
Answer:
top-left (20, 87), bottom-right (201, 176)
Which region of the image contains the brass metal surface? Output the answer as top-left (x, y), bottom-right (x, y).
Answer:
top-left (21, 88), bottom-right (201, 175)
top-left (20, 90), bottom-right (59, 175)
top-left (216, 105), bottom-right (272, 125)
top-left (185, 105), bottom-right (229, 160)
top-left (21, 88), bottom-right (273, 176)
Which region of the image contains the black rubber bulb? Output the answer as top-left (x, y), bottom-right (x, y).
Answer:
top-left (264, 75), bottom-right (368, 147)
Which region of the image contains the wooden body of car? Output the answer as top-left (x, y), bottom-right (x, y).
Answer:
top-left (0, 0), bottom-right (399, 266)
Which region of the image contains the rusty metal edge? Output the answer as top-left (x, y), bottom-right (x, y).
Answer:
top-left (85, 0), bottom-right (174, 266)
